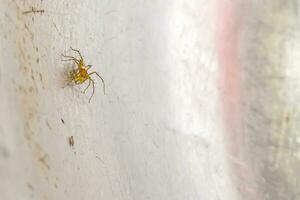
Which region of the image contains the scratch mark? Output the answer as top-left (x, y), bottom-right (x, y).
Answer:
top-left (22, 7), bottom-right (45, 15)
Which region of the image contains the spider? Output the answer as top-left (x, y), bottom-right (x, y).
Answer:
top-left (62, 47), bottom-right (105, 102)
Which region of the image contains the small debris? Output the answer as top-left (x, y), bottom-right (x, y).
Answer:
top-left (22, 7), bottom-right (45, 15)
top-left (61, 118), bottom-right (65, 124)
top-left (96, 155), bottom-right (105, 165)
top-left (68, 136), bottom-right (74, 147)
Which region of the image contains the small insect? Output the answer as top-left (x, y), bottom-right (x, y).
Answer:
top-left (62, 47), bottom-right (105, 102)
top-left (68, 136), bottom-right (74, 147)
top-left (22, 7), bottom-right (45, 15)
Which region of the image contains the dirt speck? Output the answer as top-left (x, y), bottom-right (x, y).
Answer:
top-left (28, 86), bottom-right (34, 93)
top-left (23, 66), bottom-right (28, 73)
top-left (285, 114), bottom-right (290, 123)
top-left (0, 146), bottom-right (9, 158)
top-left (27, 183), bottom-right (34, 190)
top-left (61, 118), bottom-right (65, 124)
top-left (39, 154), bottom-right (50, 170)
top-left (96, 155), bottom-right (105, 165)
top-left (18, 85), bottom-right (26, 92)
top-left (39, 73), bottom-right (43, 81)
top-left (68, 136), bottom-right (74, 147)
top-left (30, 70), bottom-right (35, 80)
top-left (46, 120), bottom-right (51, 130)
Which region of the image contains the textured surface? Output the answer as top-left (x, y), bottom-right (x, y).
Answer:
top-left (239, 1), bottom-right (300, 199)
top-left (3, 1), bottom-right (300, 200)
top-left (0, 1), bottom-right (236, 200)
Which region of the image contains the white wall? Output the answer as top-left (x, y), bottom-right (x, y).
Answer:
top-left (0, 1), bottom-right (236, 200)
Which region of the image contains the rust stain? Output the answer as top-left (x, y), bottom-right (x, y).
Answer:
top-left (38, 154), bottom-right (50, 170)
top-left (10, 0), bottom-right (51, 183)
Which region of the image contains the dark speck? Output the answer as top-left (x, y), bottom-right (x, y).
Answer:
top-left (27, 183), bottom-right (34, 190)
top-left (0, 146), bottom-right (9, 158)
top-left (39, 73), bottom-right (43, 81)
top-left (61, 119), bottom-right (65, 124)
top-left (68, 136), bottom-right (74, 147)
top-left (38, 154), bottom-right (50, 170)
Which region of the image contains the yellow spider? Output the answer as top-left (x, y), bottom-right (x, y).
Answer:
top-left (62, 47), bottom-right (105, 102)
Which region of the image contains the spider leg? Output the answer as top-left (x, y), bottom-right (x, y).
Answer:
top-left (86, 65), bottom-right (92, 70)
top-left (61, 54), bottom-right (80, 64)
top-left (61, 54), bottom-right (77, 60)
top-left (88, 78), bottom-right (95, 103)
top-left (83, 79), bottom-right (91, 93)
top-left (89, 72), bottom-right (105, 95)
top-left (61, 58), bottom-right (77, 62)
top-left (70, 47), bottom-right (83, 60)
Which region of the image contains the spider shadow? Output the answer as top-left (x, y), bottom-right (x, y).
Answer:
top-left (61, 60), bottom-right (89, 102)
